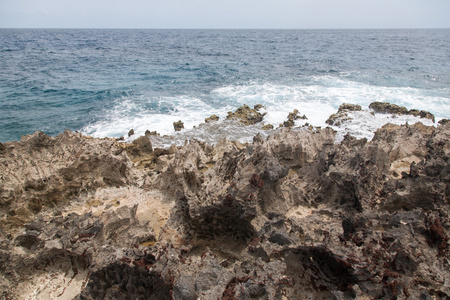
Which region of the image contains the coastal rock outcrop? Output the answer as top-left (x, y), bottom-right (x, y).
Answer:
top-left (173, 120), bottom-right (184, 131)
top-left (326, 103), bottom-right (362, 126)
top-left (205, 114), bottom-right (220, 123)
top-left (0, 130), bottom-right (144, 233)
top-left (280, 109), bottom-right (307, 128)
top-left (226, 104), bottom-right (265, 125)
top-left (0, 122), bottom-right (449, 299)
top-left (370, 101), bottom-right (435, 122)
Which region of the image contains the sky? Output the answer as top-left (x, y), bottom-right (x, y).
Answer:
top-left (1, 0), bottom-right (449, 29)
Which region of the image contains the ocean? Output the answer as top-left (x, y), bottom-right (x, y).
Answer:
top-left (1, 29), bottom-right (449, 146)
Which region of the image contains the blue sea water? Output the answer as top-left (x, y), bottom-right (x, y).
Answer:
top-left (0, 29), bottom-right (449, 145)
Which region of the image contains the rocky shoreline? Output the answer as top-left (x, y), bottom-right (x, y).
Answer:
top-left (0, 105), bottom-right (449, 299)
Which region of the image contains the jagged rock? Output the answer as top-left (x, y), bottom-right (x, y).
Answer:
top-left (253, 104), bottom-right (265, 111)
top-left (125, 136), bottom-right (153, 158)
top-left (205, 114), bottom-right (219, 123)
top-left (173, 120), bottom-right (184, 131)
top-left (261, 124), bottom-right (274, 130)
top-left (370, 101), bottom-right (435, 122)
top-left (370, 101), bottom-right (409, 115)
top-left (0, 124), bottom-right (449, 299)
top-left (408, 109), bottom-right (436, 122)
top-left (145, 129), bottom-right (159, 136)
top-left (326, 103), bottom-right (362, 126)
top-left (438, 118), bottom-right (450, 125)
top-left (128, 129), bottom-right (135, 137)
top-left (0, 130), bottom-right (141, 232)
top-left (326, 112), bottom-right (351, 126)
top-left (281, 109), bottom-right (307, 128)
top-left (226, 105), bottom-right (265, 125)
top-left (338, 103), bottom-right (362, 112)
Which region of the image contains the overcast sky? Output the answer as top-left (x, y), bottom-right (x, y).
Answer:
top-left (1, 0), bottom-right (449, 29)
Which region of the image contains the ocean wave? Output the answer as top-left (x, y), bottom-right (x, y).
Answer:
top-left (81, 77), bottom-right (444, 147)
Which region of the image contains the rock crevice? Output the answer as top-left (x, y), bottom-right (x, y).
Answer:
top-left (0, 123), bottom-right (449, 299)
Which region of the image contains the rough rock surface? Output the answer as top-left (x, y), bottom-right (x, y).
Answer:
top-left (226, 104), bottom-right (265, 125)
top-left (1, 123), bottom-right (449, 299)
top-left (173, 120), bottom-right (185, 132)
top-left (205, 114), bottom-right (220, 123)
top-left (439, 119), bottom-right (450, 126)
top-left (145, 130), bottom-right (159, 136)
top-left (338, 103), bottom-right (362, 112)
top-left (369, 102), bottom-right (435, 122)
top-left (261, 124), bottom-right (274, 130)
top-left (281, 109), bottom-right (307, 128)
top-left (326, 103), bottom-right (362, 126)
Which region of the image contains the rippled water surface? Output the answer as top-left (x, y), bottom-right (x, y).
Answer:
top-left (1, 29), bottom-right (449, 143)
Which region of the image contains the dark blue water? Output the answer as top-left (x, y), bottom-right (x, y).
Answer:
top-left (1, 29), bottom-right (449, 143)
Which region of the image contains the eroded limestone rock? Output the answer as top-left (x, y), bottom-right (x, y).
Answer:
top-left (1, 123), bottom-right (449, 299)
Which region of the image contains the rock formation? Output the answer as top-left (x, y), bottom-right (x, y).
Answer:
top-left (205, 114), bottom-right (220, 123)
top-left (145, 130), bottom-right (159, 136)
top-left (173, 120), bottom-right (184, 132)
top-left (326, 103), bottom-right (362, 126)
top-left (439, 119), bottom-right (450, 126)
top-left (226, 104), bottom-right (265, 125)
top-left (261, 124), bottom-right (274, 130)
top-left (369, 102), bottom-right (435, 122)
top-left (0, 122), bottom-right (449, 299)
top-left (281, 109), bottom-right (307, 128)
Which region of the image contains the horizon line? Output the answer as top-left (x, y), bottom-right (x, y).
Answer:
top-left (1, 27), bottom-right (449, 30)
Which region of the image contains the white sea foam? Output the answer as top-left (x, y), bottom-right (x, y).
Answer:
top-left (332, 110), bottom-right (435, 143)
top-left (81, 76), bottom-right (448, 147)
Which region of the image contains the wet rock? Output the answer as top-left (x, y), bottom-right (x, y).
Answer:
top-left (409, 109), bottom-right (436, 122)
top-left (325, 112), bottom-right (351, 126)
top-left (205, 114), bottom-right (219, 123)
top-left (370, 101), bottom-right (435, 122)
top-left (325, 103), bottom-right (365, 126)
top-left (128, 129), bottom-right (135, 137)
top-left (438, 118), bottom-right (450, 125)
top-left (145, 129), bottom-right (159, 136)
top-left (338, 103), bottom-right (362, 112)
top-left (173, 120), bottom-right (184, 131)
top-left (253, 104), bottom-right (265, 111)
top-left (261, 124), bottom-right (274, 130)
top-left (370, 101), bottom-right (409, 115)
top-left (226, 104), bottom-right (265, 125)
top-left (281, 109), bottom-right (307, 128)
